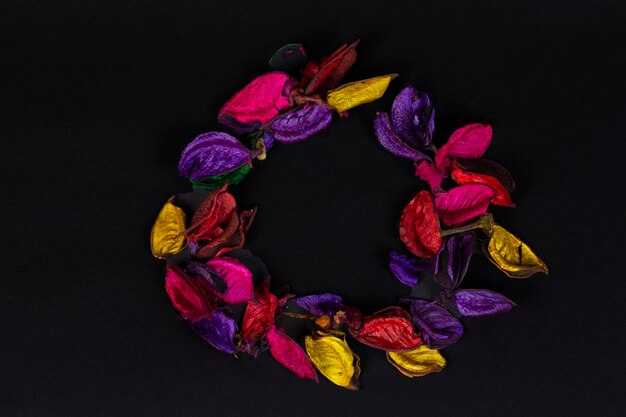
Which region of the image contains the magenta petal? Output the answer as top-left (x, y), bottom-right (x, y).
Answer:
top-left (165, 263), bottom-right (212, 321)
top-left (205, 257), bottom-right (254, 305)
top-left (266, 326), bottom-right (319, 382)
top-left (415, 160), bottom-right (444, 193)
top-left (193, 310), bottom-right (237, 353)
top-left (178, 132), bottom-right (253, 180)
top-left (435, 184), bottom-right (494, 226)
top-left (266, 104), bottom-right (333, 144)
top-left (451, 289), bottom-right (515, 317)
top-left (218, 72), bottom-right (295, 125)
top-left (435, 123), bottom-right (492, 173)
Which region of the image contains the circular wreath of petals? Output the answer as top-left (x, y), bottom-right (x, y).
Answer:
top-left (149, 40), bottom-right (548, 389)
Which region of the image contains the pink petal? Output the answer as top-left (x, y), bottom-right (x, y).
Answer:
top-left (219, 72), bottom-right (295, 125)
top-left (266, 326), bottom-right (319, 382)
top-left (165, 263), bottom-right (213, 321)
top-left (435, 123), bottom-right (492, 173)
top-left (206, 257), bottom-right (254, 305)
top-left (414, 160), bottom-right (444, 193)
top-left (435, 184), bottom-right (494, 226)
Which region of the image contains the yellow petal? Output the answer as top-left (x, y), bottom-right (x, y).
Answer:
top-left (386, 345), bottom-right (446, 378)
top-left (327, 74), bottom-right (398, 113)
top-left (150, 196), bottom-right (186, 259)
top-left (483, 224), bottom-right (548, 278)
top-left (304, 331), bottom-right (360, 390)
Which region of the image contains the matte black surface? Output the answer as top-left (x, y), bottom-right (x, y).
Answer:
top-left (1, 1), bottom-right (625, 416)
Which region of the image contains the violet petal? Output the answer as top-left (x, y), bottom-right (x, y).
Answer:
top-left (193, 310), bottom-right (237, 353)
top-left (451, 289), bottom-right (515, 317)
top-left (295, 293), bottom-right (342, 317)
top-left (217, 112), bottom-right (261, 136)
top-left (391, 86), bottom-right (435, 149)
top-left (389, 251), bottom-right (434, 287)
top-left (374, 112), bottom-right (429, 162)
top-left (266, 104), bottom-right (333, 144)
top-left (178, 132), bottom-right (252, 180)
top-left (434, 234), bottom-right (475, 289)
top-left (405, 298), bottom-right (463, 349)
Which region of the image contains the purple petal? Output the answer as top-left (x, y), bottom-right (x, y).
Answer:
top-left (434, 234), bottom-right (475, 289)
top-left (266, 104), bottom-right (333, 144)
top-left (263, 130), bottom-right (275, 150)
top-left (374, 112), bottom-right (429, 162)
top-left (405, 299), bottom-right (463, 349)
top-left (295, 294), bottom-right (342, 317)
top-left (193, 310), bottom-right (237, 353)
top-left (391, 86), bottom-right (435, 149)
top-left (389, 251), bottom-right (434, 287)
top-left (178, 132), bottom-right (253, 180)
top-left (217, 112), bottom-right (261, 135)
top-left (451, 289), bottom-right (515, 317)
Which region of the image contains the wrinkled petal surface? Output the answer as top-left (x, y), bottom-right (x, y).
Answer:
top-left (150, 196), bottom-right (186, 259)
top-left (391, 86), bottom-right (435, 149)
top-left (435, 184), bottom-right (494, 226)
top-left (266, 104), bottom-right (333, 144)
top-left (452, 289), bottom-right (515, 317)
top-left (194, 310), bottom-right (237, 353)
top-left (295, 294), bottom-right (343, 317)
top-left (267, 326), bottom-right (319, 382)
top-left (205, 257), bottom-right (254, 304)
top-left (327, 74), bottom-right (397, 113)
top-left (178, 132), bottom-right (252, 180)
top-left (305, 331), bottom-right (360, 390)
top-left (436, 123), bottom-right (492, 173)
top-left (400, 190), bottom-right (442, 258)
top-left (405, 299), bottom-right (463, 349)
top-left (350, 307), bottom-right (421, 351)
top-left (374, 112), bottom-right (429, 162)
top-left (484, 224), bottom-right (549, 278)
top-left (387, 345), bottom-right (446, 377)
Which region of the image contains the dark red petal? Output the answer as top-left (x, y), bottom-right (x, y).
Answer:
top-left (241, 279), bottom-right (278, 342)
top-left (399, 190), bottom-right (442, 258)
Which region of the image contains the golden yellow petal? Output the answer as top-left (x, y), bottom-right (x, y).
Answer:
top-left (150, 196), bottom-right (187, 259)
top-left (304, 331), bottom-right (360, 390)
top-left (327, 74), bottom-right (398, 113)
top-left (483, 224), bottom-right (548, 278)
top-left (386, 345), bottom-right (446, 378)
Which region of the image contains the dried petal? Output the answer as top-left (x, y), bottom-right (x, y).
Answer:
top-left (399, 190), bottom-right (442, 258)
top-left (415, 161), bottom-right (443, 192)
top-left (205, 257), bottom-right (254, 304)
top-left (374, 112), bottom-right (429, 162)
top-left (388, 251), bottom-right (434, 287)
top-left (218, 72), bottom-right (295, 125)
top-left (405, 299), bottom-right (463, 349)
top-left (193, 310), bottom-right (237, 353)
top-left (327, 74), bottom-right (398, 113)
top-left (190, 165), bottom-right (251, 191)
top-left (268, 43), bottom-right (308, 73)
top-left (451, 289), bottom-right (515, 317)
top-left (386, 345), bottom-right (446, 377)
top-left (165, 263), bottom-right (215, 321)
top-left (305, 331), bottom-right (360, 390)
top-left (434, 234), bottom-right (475, 289)
top-left (178, 132), bottom-right (253, 180)
top-left (295, 294), bottom-right (342, 317)
top-left (451, 168), bottom-right (513, 207)
top-left (216, 112), bottom-right (261, 136)
top-left (436, 123), bottom-right (492, 173)
top-left (187, 185), bottom-right (237, 243)
top-left (150, 196), bottom-right (186, 259)
top-left (391, 86), bottom-right (435, 149)
top-left (195, 208), bottom-right (256, 260)
top-left (304, 40), bottom-right (359, 94)
top-left (435, 184), bottom-right (494, 226)
top-left (454, 158), bottom-right (515, 193)
top-left (265, 104), bottom-right (333, 144)
top-left (267, 326), bottom-right (319, 382)
top-left (484, 224), bottom-right (548, 278)
top-left (349, 307), bottom-right (421, 351)
top-left (241, 279), bottom-right (278, 342)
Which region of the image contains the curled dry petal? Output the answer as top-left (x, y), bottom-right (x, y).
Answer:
top-left (327, 74), bottom-right (398, 113)
top-left (205, 257), bottom-right (254, 304)
top-left (187, 185), bottom-right (236, 243)
top-left (484, 224), bottom-right (548, 278)
top-left (436, 123), bottom-right (493, 173)
top-left (391, 86), bottom-right (435, 149)
top-left (304, 39), bottom-right (359, 94)
top-left (349, 307), bottom-right (421, 351)
top-left (267, 325), bottom-right (319, 382)
top-left (434, 234), bottom-right (475, 289)
top-left (451, 168), bottom-right (513, 207)
top-left (195, 208), bottom-right (256, 260)
top-left (178, 132), bottom-right (254, 180)
top-left (295, 294), bottom-right (343, 317)
top-left (435, 184), bottom-right (494, 227)
top-left (241, 279), bottom-right (278, 342)
top-left (193, 310), bottom-right (237, 354)
top-left (265, 104), bottom-right (333, 144)
top-left (399, 190), bottom-right (442, 259)
top-left (374, 113), bottom-right (429, 162)
top-left (150, 196), bottom-right (186, 259)
top-left (165, 263), bottom-right (215, 321)
top-left (268, 43), bottom-right (308, 73)
top-left (415, 161), bottom-right (443, 192)
top-left (304, 331), bottom-right (360, 390)
top-left (388, 251), bottom-right (434, 287)
top-left (405, 299), bottom-right (463, 349)
top-left (451, 289), bottom-right (515, 317)
top-left (454, 158), bottom-right (515, 193)
top-left (386, 345), bottom-right (446, 377)
top-left (218, 72), bottom-right (294, 126)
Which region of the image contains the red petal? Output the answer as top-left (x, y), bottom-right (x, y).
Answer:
top-left (241, 278), bottom-right (278, 342)
top-left (435, 184), bottom-right (494, 226)
top-left (304, 39), bottom-right (359, 94)
top-left (399, 190), bottom-right (442, 258)
top-left (266, 326), bottom-right (319, 382)
top-left (451, 168), bottom-right (514, 207)
top-left (350, 307), bottom-right (421, 351)
top-left (187, 185), bottom-right (237, 243)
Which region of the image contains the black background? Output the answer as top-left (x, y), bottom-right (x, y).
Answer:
top-left (2, 1), bottom-right (625, 416)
